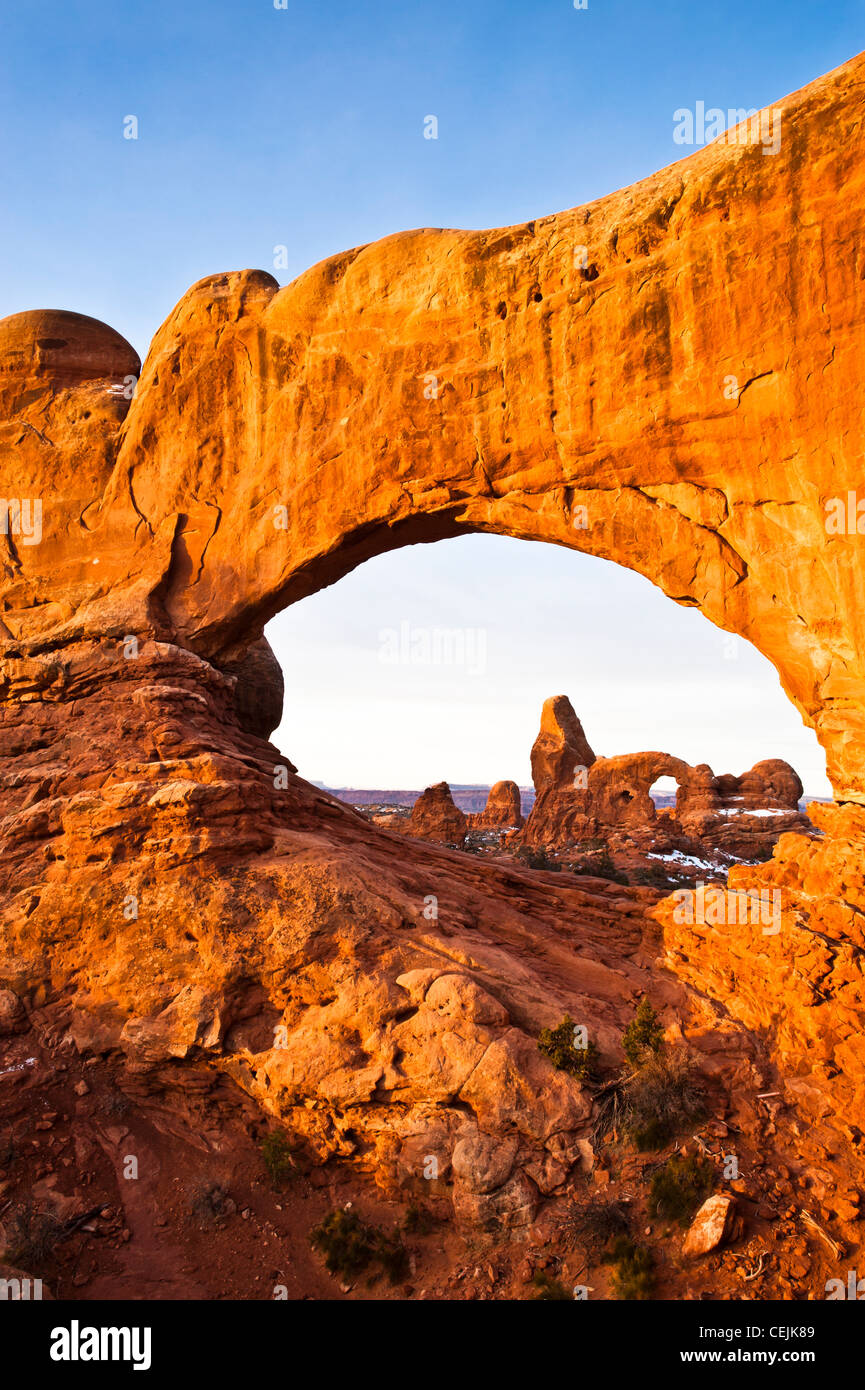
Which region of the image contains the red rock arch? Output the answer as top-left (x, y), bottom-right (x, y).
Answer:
top-left (2, 58), bottom-right (865, 1241)
top-left (2, 54), bottom-right (864, 799)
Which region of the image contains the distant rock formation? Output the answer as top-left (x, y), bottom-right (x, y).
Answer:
top-left (521, 698), bottom-right (810, 858)
top-left (530, 695), bottom-right (596, 789)
top-left (467, 780), bottom-right (523, 830)
top-left (406, 782), bottom-right (467, 846)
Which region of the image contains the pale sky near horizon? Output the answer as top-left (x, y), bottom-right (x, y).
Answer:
top-left (1, 0), bottom-right (856, 797)
top-left (266, 535), bottom-right (832, 797)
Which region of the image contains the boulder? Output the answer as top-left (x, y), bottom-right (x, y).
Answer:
top-left (451, 1126), bottom-right (519, 1193)
top-left (0, 989), bottom-right (25, 1036)
top-left (682, 1194), bottom-right (739, 1258)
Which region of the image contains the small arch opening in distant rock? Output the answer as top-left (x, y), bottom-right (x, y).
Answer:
top-left (650, 775), bottom-right (681, 816)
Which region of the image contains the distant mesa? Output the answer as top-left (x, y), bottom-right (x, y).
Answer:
top-left (327, 783), bottom-right (534, 815)
top-left (402, 778), bottom-right (524, 847)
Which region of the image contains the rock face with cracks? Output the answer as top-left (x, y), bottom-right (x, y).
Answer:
top-left (1, 54), bottom-right (865, 1240)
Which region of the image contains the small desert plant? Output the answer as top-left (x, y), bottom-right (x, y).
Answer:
top-left (571, 852), bottom-right (628, 884)
top-left (310, 1208), bottom-right (409, 1284)
top-left (531, 1270), bottom-right (572, 1300)
top-left (567, 1198), bottom-right (632, 1256)
top-left (606, 1235), bottom-right (654, 1300)
top-left (619, 1051), bottom-right (705, 1149)
top-left (628, 865), bottom-right (676, 889)
top-left (4, 1201), bottom-right (62, 1267)
top-left (622, 998), bottom-right (665, 1069)
top-left (375, 1230), bottom-right (411, 1283)
top-left (402, 1201), bottom-right (434, 1236)
top-left (310, 1208), bottom-right (377, 1277)
top-left (648, 1153), bottom-right (714, 1226)
top-left (538, 1015), bottom-right (600, 1081)
top-left (0, 1127), bottom-right (20, 1170)
top-left (589, 851), bottom-right (621, 879)
top-left (99, 1090), bottom-right (132, 1119)
top-left (517, 847), bottom-right (561, 872)
top-left (188, 1182), bottom-right (231, 1228)
top-left (261, 1130), bottom-right (297, 1186)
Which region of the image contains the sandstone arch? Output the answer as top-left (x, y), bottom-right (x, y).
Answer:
top-left (1, 56), bottom-right (865, 1256)
top-left (2, 55), bottom-right (864, 797)
top-left (588, 753), bottom-right (696, 827)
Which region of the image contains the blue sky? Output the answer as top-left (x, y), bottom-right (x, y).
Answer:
top-left (2, 0), bottom-right (858, 792)
top-left (1, 0), bottom-right (860, 355)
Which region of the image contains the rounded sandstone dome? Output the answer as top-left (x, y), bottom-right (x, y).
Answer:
top-left (0, 308), bottom-right (140, 397)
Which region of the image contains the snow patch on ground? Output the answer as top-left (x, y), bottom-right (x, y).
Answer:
top-left (647, 851), bottom-right (722, 870)
top-left (0, 1057), bottom-right (36, 1079)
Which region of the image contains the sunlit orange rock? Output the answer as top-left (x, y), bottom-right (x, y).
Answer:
top-left (467, 779), bottom-right (523, 830)
top-left (0, 54), bottom-right (864, 1239)
top-left (406, 781), bottom-right (467, 847)
top-left (3, 56), bottom-right (865, 795)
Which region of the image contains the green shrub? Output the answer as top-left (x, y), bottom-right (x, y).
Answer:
top-left (310, 1208), bottom-right (377, 1277)
top-left (606, 1235), bottom-right (654, 1300)
top-left (620, 1051), bottom-right (705, 1149)
top-left (517, 847), bottom-right (561, 872)
top-left (538, 1015), bottom-right (600, 1080)
top-left (377, 1231), bottom-right (410, 1283)
top-left (589, 851), bottom-right (623, 880)
top-left (622, 998), bottom-right (665, 1069)
top-left (310, 1208), bottom-right (409, 1284)
top-left (261, 1130), bottom-right (297, 1186)
top-left (628, 865), bottom-right (676, 889)
top-left (572, 852), bottom-right (629, 884)
top-left (402, 1202), bottom-right (434, 1236)
top-left (531, 1270), bottom-right (572, 1300)
top-left (649, 1153), bottom-right (714, 1226)
top-left (4, 1201), bottom-right (62, 1267)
